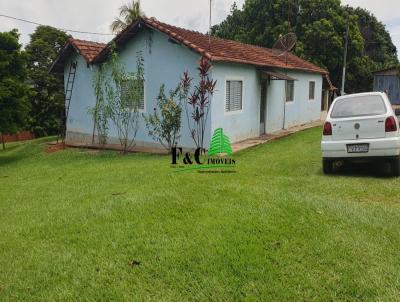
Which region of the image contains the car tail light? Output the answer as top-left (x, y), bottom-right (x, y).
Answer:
top-left (385, 116), bottom-right (397, 132)
top-left (323, 122), bottom-right (332, 136)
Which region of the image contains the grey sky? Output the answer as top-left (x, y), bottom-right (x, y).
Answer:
top-left (0, 0), bottom-right (399, 57)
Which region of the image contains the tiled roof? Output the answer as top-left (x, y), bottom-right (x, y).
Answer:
top-left (94, 17), bottom-right (328, 75)
top-left (52, 17), bottom-right (329, 76)
top-left (49, 38), bottom-right (106, 73)
top-left (69, 39), bottom-right (106, 63)
top-left (145, 17), bottom-right (328, 74)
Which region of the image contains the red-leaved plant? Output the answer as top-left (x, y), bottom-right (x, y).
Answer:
top-left (180, 57), bottom-right (217, 149)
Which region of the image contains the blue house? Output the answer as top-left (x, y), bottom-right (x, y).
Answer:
top-left (373, 67), bottom-right (400, 105)
top-left (50, 17), bottom-right (335, 151)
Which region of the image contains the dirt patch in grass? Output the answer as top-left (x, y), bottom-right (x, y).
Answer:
top-left (45, 142), bottom-right (66, 153)
top-left (129, 260), bottom-right (141, 267)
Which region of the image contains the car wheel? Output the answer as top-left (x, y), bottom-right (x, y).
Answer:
top-left (323, 158), bottom-right (333, 174)
top-left (390, 157), bottom-right (400, 177)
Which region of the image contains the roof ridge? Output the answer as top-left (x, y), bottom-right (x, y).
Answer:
top-left (91, 16), bottom-right (327, 74)
top-left (140, 17), bottom-right (326, 73)
top-left (143, 17), bottom-right (275, 53)
top-left (143, 16), bottom-right (212, 59)
top-left (69, 38), bottom-right (107, 46)
top-left (142, 16), bottom-right (204, 35)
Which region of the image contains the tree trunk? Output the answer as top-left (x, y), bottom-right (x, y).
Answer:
top-left (124, 138), bottom-right (128, 154)
top-left (1, 133), bottom-right (5, 150)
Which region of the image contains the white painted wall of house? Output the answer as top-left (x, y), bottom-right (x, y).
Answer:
top-left (64, 29), bottom-right (208, 149)
top-left (212, 63), bottom-right (323, 143)
top-left (63, 28), bottom-right (324, 149)
top-left (283, 70), bottom-right (323, 129)
top-left (211, 62), bottom-right (261, 143)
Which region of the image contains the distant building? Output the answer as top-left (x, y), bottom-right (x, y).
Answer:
top-left (373, 67), bottom-right (400, 105)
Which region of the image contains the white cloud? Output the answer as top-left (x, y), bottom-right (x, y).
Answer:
top-left (142, 0), bottom-right (245, 33)
top-left (341, 0), bottom-right (398, 22)
top-left (389, 25), bottom-right (400, 54)
top-left (0, 0), bottom-right (247, 45)
top-left (342, 0), bottom-right (400, 53)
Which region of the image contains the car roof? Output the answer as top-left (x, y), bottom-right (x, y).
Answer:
top-left (334, 92), bottom-right (387, 102)
top-left (328, 92), bottom-right (391, 118)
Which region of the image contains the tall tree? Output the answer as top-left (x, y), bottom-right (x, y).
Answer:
top-left (344, 7), bottom-right (398, 92)
top-left (25, 26), bottom-right (70, 137)
top-left (0, 30), bottom-right (30, 150)
top-left (212, 0), bottom-right (398, 94)
top-left (111, 0), bottom-right (144, 34)
top-left (349, 7), bottom-right (397, 65)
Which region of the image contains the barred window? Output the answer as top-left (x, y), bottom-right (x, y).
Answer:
top-left (309, 81), bottom-right (315, 100)
top-left (121, 79), bottom-right (144, 110)
top-left (286, 80), bottom-right (294, 102)
top-left (226, 80), bottom-right (243, 112)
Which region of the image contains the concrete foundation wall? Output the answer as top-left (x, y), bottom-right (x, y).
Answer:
top-left (65, 131), bottom-right (171, 153)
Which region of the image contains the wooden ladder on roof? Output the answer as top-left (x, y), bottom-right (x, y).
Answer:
top-left (57, 61), bottom-right (77, 144)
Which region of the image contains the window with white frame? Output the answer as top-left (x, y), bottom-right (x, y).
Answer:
top-left (226, 80), bottom-right (243, 112)
top-left (121, 78), bottom-right (145, 110)
top-left (309, 81), bottom-right (315, 100)
top-left (286, 80), bottom-right (294, 102)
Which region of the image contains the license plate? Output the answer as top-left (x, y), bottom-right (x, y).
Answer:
top-left (347, 144), bottom-right (369, 153)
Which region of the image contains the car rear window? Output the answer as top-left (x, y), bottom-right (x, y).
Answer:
top-left (330, 95), bottom-right (387, 118)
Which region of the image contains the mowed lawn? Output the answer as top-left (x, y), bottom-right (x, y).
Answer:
top-left (1, 127), bottom-right (400, 301)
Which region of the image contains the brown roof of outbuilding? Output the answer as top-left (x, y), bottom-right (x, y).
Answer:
top-left (49, 38), bottom-right (106, 73)
top-left (94, 17), bottom-right (328, 75)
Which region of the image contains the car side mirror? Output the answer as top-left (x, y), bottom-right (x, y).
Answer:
top-left (395, 109), bottom-right (400, 116)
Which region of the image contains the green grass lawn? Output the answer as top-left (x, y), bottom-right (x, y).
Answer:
top-left (1, 127), bottom-right (400, 301)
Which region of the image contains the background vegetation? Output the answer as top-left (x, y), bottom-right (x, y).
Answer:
top-left (0, 30), bottom-right (30, 149)
top-left (211, 0), bottom-right (399, 93)
top-left (0, 26), bottom-right (70, 142)
top-left (25, 26), bottom-right (70, 137)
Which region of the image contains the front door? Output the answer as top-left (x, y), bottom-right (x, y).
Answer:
top-left (260, 81), bottom-right (267, 135)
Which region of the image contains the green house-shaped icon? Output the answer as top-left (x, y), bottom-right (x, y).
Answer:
top-left (208, 128), bottom-right (233, 156)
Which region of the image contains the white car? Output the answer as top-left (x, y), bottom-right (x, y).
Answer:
top-left (321, 92), bottom-right (400, 176)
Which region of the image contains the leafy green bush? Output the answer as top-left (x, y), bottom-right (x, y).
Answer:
top-left (144, 84), bottom-right (182, 151)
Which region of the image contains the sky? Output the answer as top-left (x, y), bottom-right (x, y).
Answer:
top-left (0, 0), bottom-right (399, 57)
